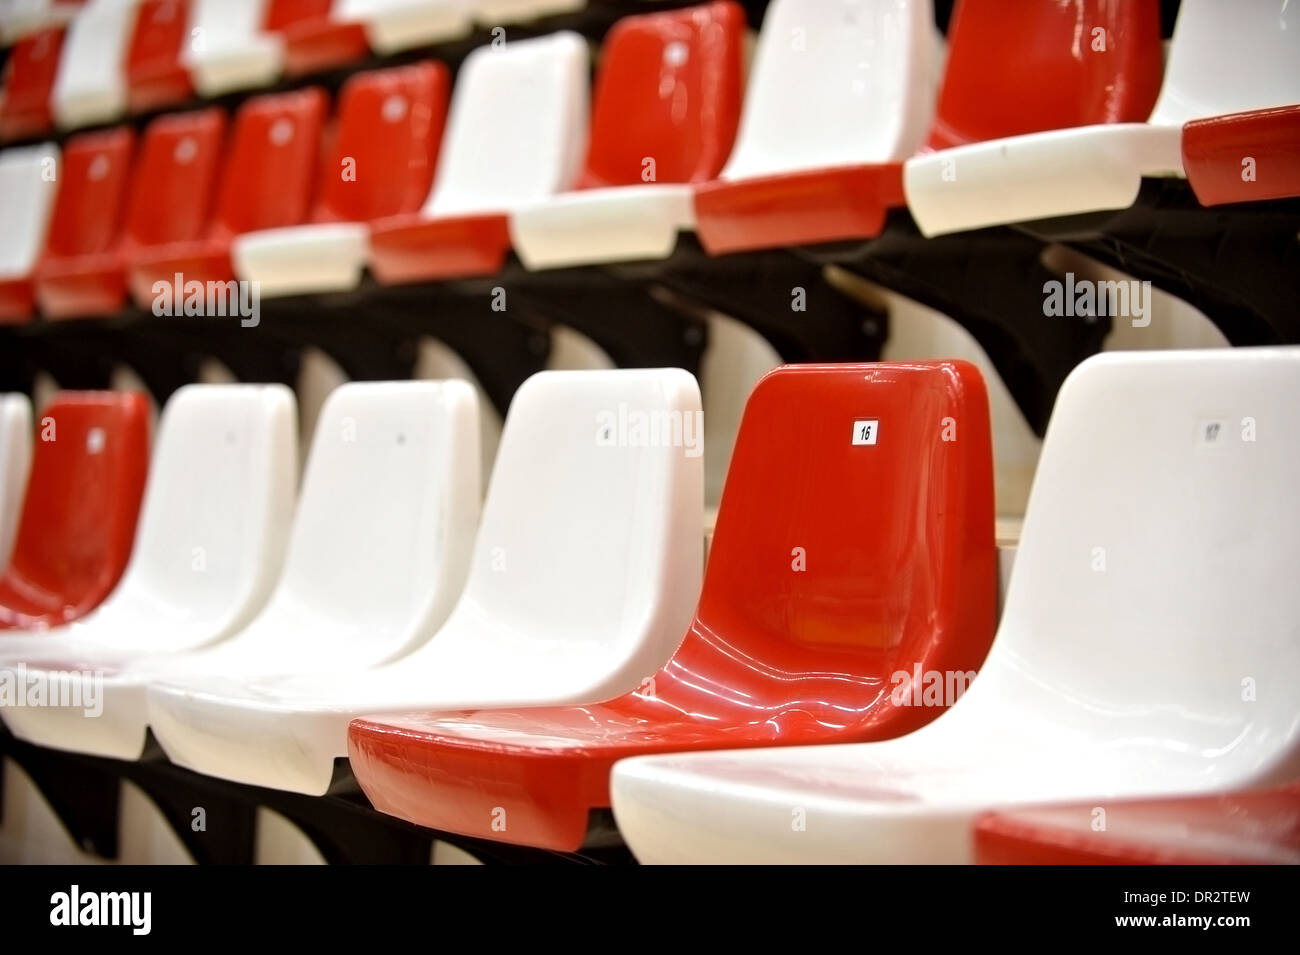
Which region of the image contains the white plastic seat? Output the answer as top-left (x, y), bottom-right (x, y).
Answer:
top-left (366, 31), bottom-right (589, 283)
top-left (610, 347), bottom-right (1300, 864)
top-left (0, 394), bottom-right (33, 569)
top-left (49, 0), bottom-right (137, 130)
top-left (0, 384), bottom-right (297, 759)
top-left (147, 368), bottom-right (703, 795)
top-left (0, 144), bottom-right (60, 316)
top-left (182, 0), bottom-right (283, 97)
top-left (472, 0), bottom-right (584, 27)
top-left (0, 0), bottom-right (83, 43)
top-left (337, 0), bottom-right (473, 53)
top-left (905, 0), bottom-right (1300, 236)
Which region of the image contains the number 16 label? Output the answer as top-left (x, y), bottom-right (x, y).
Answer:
top-left (852, 419), bottom-right (879, 446)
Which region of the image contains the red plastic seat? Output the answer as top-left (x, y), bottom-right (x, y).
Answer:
top-left (33, 126), bottom-right (135, 318)
top-left (230, 61), bottom-right (448, 295)
top-left (269, 0), bottom-right (370, 77)
top-left (975, 784), bottom-right (1300, 865)
top-left (0, 27), bottom-right (64, 141)
top-left (128, 88), bottom-right (327, 303)
top-left (125, 0), bottom-right (195, 113)
top-left (509, 1), bottom-right (745, 269)
top-left (0, 392), bottom-right (150, 631)
top-left (350, 361), bottom-right (999, 851)
top-left (1184, 104), bottom-right (1300, 207)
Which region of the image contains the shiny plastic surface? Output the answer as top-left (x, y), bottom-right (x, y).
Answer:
top-left (129, 88), bottom-right (326, 299)
top-left (126, 0), bottom-right (195, 113)
top-left (975, 785), bottom-right (1300, 865)
top-left (350, 361), bottom-right (998, 850)
top-left (511, 2), bottom-right (744, 269)
top-left (608, 348), bottom-right (1300, 864)
top-left (0, 27), bottom-right (63, 141)
top-left (693, 0), bottom-right (933, 254)
top-left (0, 385), bottom-right (298, 759)
top-left (50, 0), bottom-right (134, 130)
top-left (1184, 105), bottom-right (1300, 206)
top-left (232, 61), bottom-right (448, 295)
top-left (368, 32), bottom-right (587, 283)
top-left (0, 392), bottom-right (150, 631)
top-left (145, 369), bottom-right (702, 795)
top-left (182, 0), bottom-right (285, 97)
top-left (34, 126), bottom-right (135, 318)
top-left (0, 395), bottom-right (33, 570)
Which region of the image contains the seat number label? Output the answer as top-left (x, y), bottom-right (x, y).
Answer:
top-left (852, 419), bottom-right (879, 446)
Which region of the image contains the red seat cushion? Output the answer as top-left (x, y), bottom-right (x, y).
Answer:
top-left (974, 784), bottom-right (1300, 865)
top-left (269, 0), bottom-right (369, 77)
top-left (367, 211), bottom-right (512, 283)
top-left (350, 361), bottom-right (999, 850)
top-left (0, 392), bottom-right (150, 631)
top-left (1183, 104), bottom-right (1300, 207)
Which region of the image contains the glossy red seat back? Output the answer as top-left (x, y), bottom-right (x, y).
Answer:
top-left (268, 0), bottom-right (369, 76)
top-left (125, 0), bottom-right (195, 112)
top-left (0, 27), bottom-right (64, 141)
top-left (0, 392), bottom-right (150, 630)
top-left (654, 362), bottom-right (997, 732)
top-left (578, 1), bottom-right (744, 189)
top-left (213, 87), bottom-right (328, 238)
top-left (975, 784), bottom-right (1300, 865)
top-left (925, 0), bottom-right (1163, 151)
top-left (123, 108), bottom-right (227, 251)
top-left (40, 127), bottom-right (135, 261)
top-left (315, 62), bottom-right (449, 224)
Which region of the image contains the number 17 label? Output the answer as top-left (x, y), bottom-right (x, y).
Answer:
top-left (852, 419), bottom-right (879, 446)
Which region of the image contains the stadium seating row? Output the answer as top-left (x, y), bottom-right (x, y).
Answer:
top-left (1, 0), bottom-right (1296, 324)
top-left (0, 345), bottom-right (1297, 864)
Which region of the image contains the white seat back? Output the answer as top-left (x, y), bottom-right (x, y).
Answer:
top-left (86, 384), bottom-right (298, 651)
top-left (1150, 0), bottom-right (1300, 126)
top-left (426, 31), bottom-right (588, 217)
top-left (50, 0), bottom-right (136, 130)
top-left (337, 0), bottom-right (472, 52)
top-left (720, 0), bottom-right (934, 182)
top-left (0, 144), bottom-right (59, 281)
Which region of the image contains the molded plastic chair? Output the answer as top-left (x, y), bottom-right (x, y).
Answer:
top-left (182, 0), bottom-right (284, 96)
top-left (349, 361), bottom-right (998, 850)
top-left (125, 0), bottom-right (195, 112)
top-left (232, 61), bottom-right (449, 297)
top-left (608, 347), bottom-right (1300, 864)
top-left (905, 0), bottom-right (1296, 236)
top-left (0, 26), bottom-right (63, 140)
top-left (472, 0), bottom-right (583, 26)
top-left (120, 107), bottom-right (226, 308)
top-left (368, 32), bottom-right (588, 283)
top-left (1183, 105), bottom-right (1300, 207)
top-left (33, 126), bottom-right (135, 318)
top-left (0, 385), bottom-right (297, 758)
top-left (0, 1), bottom-right (84, 44)
top-left (129, 88), bottom-right (326, 300)
top-left (692, 0), bottom-right (936, 255)
top-left (142, 380), bottom-right (481, 780)
top-left (974, 784), bottom-right (1300, 865)
top-left (147, 369), bottom-right (703, 794)
top-left (0, 395), bottom-right (34, 569)
top-left (510, 2), bottom-right (744, 270)
top-left (0, 391), bottom-right (150, 631)
top-left (0, 143), bottom-right (60, 322)
top-left (49, 0), bottom-right (136, 130)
